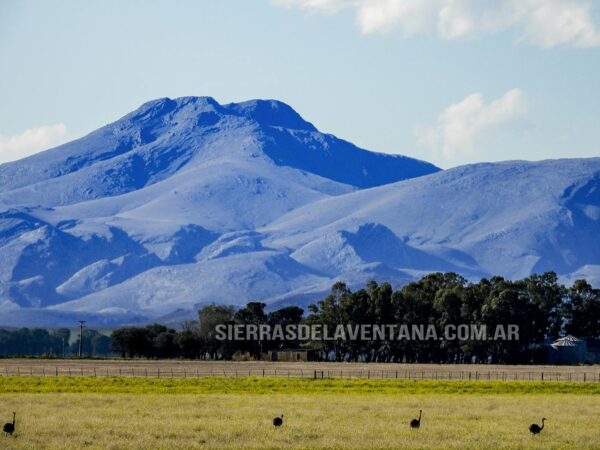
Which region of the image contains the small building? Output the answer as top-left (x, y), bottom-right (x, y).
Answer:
top-left (546, 335), bottom-right (587, 365)
top-left (268, 349), bottom-right (317, 362)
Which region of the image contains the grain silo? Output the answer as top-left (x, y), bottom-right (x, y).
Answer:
top-left (548, 335), bottom-right (587, 365)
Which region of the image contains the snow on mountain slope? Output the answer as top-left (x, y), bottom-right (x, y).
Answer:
top-left (0, 96), bottom-right (440, 326)
top-left (49, 249), bottom-right (333, 318)
top-left (266, 159), bottom-right (600, 280)
top-left (1, 95), bottom-right (598, 327)
top-left (0, 97), bottom-right (438, 208)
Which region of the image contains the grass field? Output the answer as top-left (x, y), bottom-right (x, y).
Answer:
top-left (1, 377), bottom-right (600, 449)
top-left (2, 359), bottom-right (599, 382)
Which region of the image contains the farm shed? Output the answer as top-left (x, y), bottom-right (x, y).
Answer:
top-left (547, 335), bottom-right (587, 365)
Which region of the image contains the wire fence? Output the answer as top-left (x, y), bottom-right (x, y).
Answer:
top-left (1, 365), bottom-right (600, 382)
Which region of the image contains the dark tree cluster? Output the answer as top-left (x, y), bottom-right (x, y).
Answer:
top-left (305, 272), bottom-right (600, 364)
top-left (0, 327), bottom-right (114, 357)
top-left (109, 303), bottom-right (305, 360)
top-left (111, 322), bottom-right (203, 358)
top-left (71, 329), bottom-right (112, 356)
top-left (0, 328), bottom-right (71, 357)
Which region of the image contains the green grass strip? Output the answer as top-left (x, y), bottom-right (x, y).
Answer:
top-left (1, 376), bottom-right (600, 395)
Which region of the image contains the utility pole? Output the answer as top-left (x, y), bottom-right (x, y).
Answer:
top-left (78, 320), bottom-right (86, 357)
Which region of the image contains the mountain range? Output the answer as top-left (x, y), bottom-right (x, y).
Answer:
top-left (1, 96), bottom-right (598, 327)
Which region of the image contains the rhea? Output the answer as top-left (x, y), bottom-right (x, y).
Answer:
top-left (410, 410), bottom-right (422, 429)
top-left (273, 414), bottom-right (284, 427)
top-left (3, 412), bottom-right (15, 437)
top-left (529, 418), bottom-right (546, 435)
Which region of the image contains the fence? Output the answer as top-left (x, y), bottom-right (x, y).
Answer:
top-left (1, 365), bottom-right (599, 382)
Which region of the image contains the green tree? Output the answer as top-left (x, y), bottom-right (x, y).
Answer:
top-left (565, 279), bottom-right (600, 338)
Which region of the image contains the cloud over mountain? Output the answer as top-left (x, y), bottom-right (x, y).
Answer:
top-left (275, 0), bottom-right (600, 48)
top-left (0, 123), bottom-right (67, 164)
top-left (416, 89), bottom-right (527, 165)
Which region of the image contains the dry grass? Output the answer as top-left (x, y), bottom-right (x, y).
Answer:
top-left (1, 359), bottom-right (598, 382)
top-left (0, 377), bottom-right (599, 449)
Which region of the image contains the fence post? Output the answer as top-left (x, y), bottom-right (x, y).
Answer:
top-left (541, 372), bottom-right (544, 382)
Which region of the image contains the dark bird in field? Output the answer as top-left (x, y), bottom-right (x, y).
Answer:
top-left (273, 414), bottom-right (284, 427)
top-left (529, 418), bottom-right (546, 435)
top-left (410, 410), bottom-right (422, 429)
top-left (3, 412), bottom-right (15, 437)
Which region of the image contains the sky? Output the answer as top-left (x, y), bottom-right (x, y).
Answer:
top-left (0, 0), bottom-right (599, 169)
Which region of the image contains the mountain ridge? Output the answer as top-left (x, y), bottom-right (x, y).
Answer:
top-left (0, 96), bottom-right (442, 325)
top-left (1, 97), bottom-right (599, 327)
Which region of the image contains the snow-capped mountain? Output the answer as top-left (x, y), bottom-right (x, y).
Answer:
top-left (266, 159), bottom-right (600, 281)
top-left (0, 96), bottom-right (439, 326)
top-left (1, 97), bottom-right (599, 327)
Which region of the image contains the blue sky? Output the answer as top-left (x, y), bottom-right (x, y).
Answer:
top-left (0, 0), bottom-right (599, 168)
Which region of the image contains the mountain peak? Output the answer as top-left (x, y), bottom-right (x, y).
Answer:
top-left (0, 95), bottom-right (440, 204)
top-left (124, 96), bottom-right (222, 124)
top-left (125, 96), bottom-right (316, 132)
top-left (226, 99), bottom-right (317, 132)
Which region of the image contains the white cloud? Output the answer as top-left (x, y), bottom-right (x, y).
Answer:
top-left (0, 123), bottom-right (67, 164)
top-left (416, 89), bottom-right (527, 164)
top-left (274, 0), bottom-right (600, 47)
top-left (519, 0), bottom-right (600, 48)
top-left (273, 0), bottom-right (348, 14)
top-left (356, 0), bottom-right (440, 35)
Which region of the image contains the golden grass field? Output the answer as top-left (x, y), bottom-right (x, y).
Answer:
top-left (1, 376), bottom-right (600, 449)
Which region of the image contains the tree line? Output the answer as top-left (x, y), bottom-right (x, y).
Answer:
top-left (108, 272), bottom-right (600, 364)
top-left (302, 272), bottom-right (600, 364)
top-left (1, 272), bottom-right (599, 363)
top-left (0, 328), bottom-right (111, 357)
